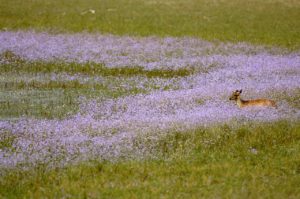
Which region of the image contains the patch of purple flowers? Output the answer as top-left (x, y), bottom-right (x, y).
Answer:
top-left (0, 31), bottom-right (296, 69)
top-left (0, 31), bottom-right (299, 171)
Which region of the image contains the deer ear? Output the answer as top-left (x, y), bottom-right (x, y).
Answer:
top-left (240, 89), bottom-right (242, 93)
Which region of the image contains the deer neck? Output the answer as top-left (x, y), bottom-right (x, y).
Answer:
top-left (236, 97), bottom-right (246, 108)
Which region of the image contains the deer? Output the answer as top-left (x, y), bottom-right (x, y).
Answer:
top-left (229, 90), bottom-right (277, 108)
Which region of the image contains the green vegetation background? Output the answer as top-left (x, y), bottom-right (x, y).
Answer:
top-left (0, 0), bottom-right (300, 198)
top-left (0, 0), bottom-right (299, 49)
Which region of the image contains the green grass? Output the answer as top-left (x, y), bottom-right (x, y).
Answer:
top-left (1, 1), bottom-right (299, 197)
top-left (0, 51), bottom-right (193, 119)
top-left (1, 121), bottom-right (299, 198)
top-left (0, 51), bottom-right (194, 78)
top-left (0, 61), bottom-right (193, 78)
top-left (0, 0), bottom-right (299, 49)
top-left (0, 90), bottom-right (79, 119)
top-left (0, 130), bottom-right (16, 151)
top-left (273, 88), bottom-right (300, 109)
top-left (1, 58), bottom-right (299, 119)
top-left (0, 83), bottom-right (146, 119)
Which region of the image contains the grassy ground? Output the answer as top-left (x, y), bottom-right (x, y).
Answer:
top-left (1, 51), bottom-right (300, 199)
top-left (0, 51), bottom-right (193, 78)
top-left (1, 0), bottom-right (300, 198)
top-left (0, 55), bottom-right (191, 119)
top-left (1, 121), bottom-right (300, 198)
top-left (1, 58), bottom-right (299, 120)
top-left (0, 0), bottom-right (300, 49)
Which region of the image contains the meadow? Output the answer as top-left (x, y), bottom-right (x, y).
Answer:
top-left (0, 0), bottom-right (300, 198)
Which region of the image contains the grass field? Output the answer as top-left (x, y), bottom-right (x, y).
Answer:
top-left (1, 121), bottom-right (300, 198)
top-left (0, 0), bottom-right (300, 198)
top-left (0, 0), bottom-right (299, 49)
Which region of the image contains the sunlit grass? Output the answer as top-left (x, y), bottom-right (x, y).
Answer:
top-left (1, 60), bottom-right (299, 119)
top-left (273, 88), bottom-right (300, 109)
top-left (1, 121), bottom-right (299, 198)
top-left (0, 51), bottom-right (194, 78)
top-left (0, 1), bottom-right (299, 197)
top-left (0, 90), bottom-right (77, 119)
top-left (0, 84), bottom-right (147, 119)
top-left (0, 51), bottom-right (194, 119)
top-left (0, 130), bottom-right (16, 151)
top-left (1, 61), bottom-right (193, 78)
top-left (0, 50), bottom-right (194, 119)
top-left (0, 0), bottom-right (299, 49)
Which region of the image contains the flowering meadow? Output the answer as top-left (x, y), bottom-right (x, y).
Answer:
top-left (0, 31), bottom-right (299, 174)
top-left (0, 0), bottom-right (299, 197)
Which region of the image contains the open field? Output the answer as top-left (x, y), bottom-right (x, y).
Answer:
top-left (0, 0), bottom-right (300, 49)
top-left (0, 0), bottom-right (300, 198)
top-left (1, 31), bottom-right (299, 198)
top-left (1, 121), bottom-right (300, 198)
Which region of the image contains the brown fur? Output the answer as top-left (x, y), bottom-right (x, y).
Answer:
top-left (229, 90), bottom-right (277, 108)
